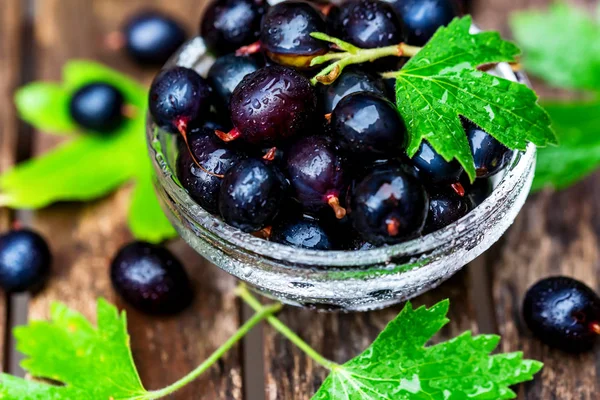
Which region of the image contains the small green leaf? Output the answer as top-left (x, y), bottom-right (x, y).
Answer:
top-left (533, 100), bottom-right (600, 191)
top-left (313, 300), bottom-right (543, 400)
top-left (0, 299), bottom-right (149, 400)
top-left (14, 83), bottom-right (77, 134)
top-left (511, 4), bottom-right (600, 91)
top-left (396, 16), bottom-right (557, 181)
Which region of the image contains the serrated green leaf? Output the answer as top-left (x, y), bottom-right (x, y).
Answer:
top-left (396, 16), bottom-right (556, 181)
top-left (511, 4), bottom-right (600, 91)
top-left (14, 83), bottom-right (77, 135)
top-left (313, 300), bottom-right (543, 400)
top-left (533, 100), bottom-right (600, 191)
top-left (0, 299), bottom-right (149, 400)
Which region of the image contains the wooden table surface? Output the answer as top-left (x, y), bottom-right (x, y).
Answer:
top-left (0, 0), bottom-right (598, 399)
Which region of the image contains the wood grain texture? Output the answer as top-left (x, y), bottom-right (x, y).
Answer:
top-left (26, 1), bottom-right (243, 398)
top-left (0, 0), bottom-right (23, 371)
top-left (263, 269), bottom-right (479, 399)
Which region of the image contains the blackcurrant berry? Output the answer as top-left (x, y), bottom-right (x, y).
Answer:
top-left (122, 12), bottom-right (187, 66)
top-left (331, 92), bottom-right (407, 161)
top-left (149, 67), bottom-right (213, 137)
top-left (200, 0), bottom-right (267, 56)
top-left (0, 229), bottom-right (51, 293)
top-left (271, 218), bottom-right (333, 250)
top-left (207, 54), bottom-right (261, 110)
top-left (410, 140), bottom-right (464, 186)
top-left (388, 0), bottom-right (458, 46)
top-left (350, 166), bottom-right (429, 245)
top-left (218, 65), bottom-right (317, 145)
top-left (260, 1), bottom-right (329, 69)
top-left (69, 83), bottom-right (125, 133)
top-left (424, 186), bottom-right (471, 233)
top-left (327, 0), bottom-right (406, 49)
top-left (466, 122), bottom-right (512, 178)
top-left (219, 158), bottom-right (289, 232)
top-left (177, 130), bottom-right (243, 214)
top-left (319, 67), bottom-right (388, 114)
top-left (111, 242), bottom-right (193, 315)
top-left (523, 276), bottom-right (600, 352)
top-left (461, 175), bottom-right (493, 208)
top-left (286, 136), bottom-right (347, 219)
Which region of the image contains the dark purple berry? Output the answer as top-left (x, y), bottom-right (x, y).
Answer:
top-left (327, 0), bottom-right (406, 49)
top-left (218, 66), bottom-right (317, 145)
top-left (219, 159), bottom-right (288, 232)
top-left (286, 136), bottom-right (347, 219)
top-left (319, 68), bottom-right (388, 114)
top-left (260, 1), bottom-right (328, 69)
top-left (271, 218), bottom-right (333, 250)
top-left (424, 186), bottom-right (471, 233)
top-left (350, 166), bottom-right (429, 245)
top-left (0, 229), bottom-right (51, 293)
top-left (523, 276), bottom-right (600, 352)
top-left (411, 140), bottom-right (464, 185)
top-left (111, 242), bottom-right (193, 315)
top-left (69, 83), bottom-right (125, 133)
top-left (200, 0), bottom-right (267, 56)
top-left (466, 122), bottom-right (512, 178)
top-left (123, 12), bottom-right (187, 66)
top-left (461, 175), bottom-right (493, 208)
top-left (207, 54), bottom-right (261, 110)
top-left (331, 92), bottom-right (407, 161)
top-left (177, 130), bottom-right (243, 214)
top-left (388, 0), bottom-right (458, 46)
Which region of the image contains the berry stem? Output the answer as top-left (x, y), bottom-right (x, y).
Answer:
top-left (451, 183), bottom-right (465, 197)
top-left (327, 195), bottom-right (347, 219)
top-left (215, 127), bottom-right (242, 143)
top-left (591, 322), bottom-right (600, 335)
top-left (236, 284), bottom-right (340, 371)
top-left (386, 217), bottom-right (400, 236)
top-left (178, 120), bottom-right (224, 179)
top-left (310, 32), bottom-right (422, 85)
top-left (145, 301), bottom-right (282, 399)
top-left (236, 40), bottom-right (262, 56)
top-left (263, 147), bottom-right (278, 161)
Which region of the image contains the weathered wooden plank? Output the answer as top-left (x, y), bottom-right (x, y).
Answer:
top-left (474, 0), bottom-right (600, 398)
top-left (0, 0), bottom-right (23, 371)
top-left (263, 269), bottom-right (479, 399)
top-left (27, 1), bottom-right (243, 398)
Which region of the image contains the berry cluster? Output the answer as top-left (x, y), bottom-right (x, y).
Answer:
top-left (149, 0), bottom-right (512, 251)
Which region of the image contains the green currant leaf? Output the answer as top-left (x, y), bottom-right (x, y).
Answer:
top-left (533, 100), bottom-right (600, 191)
top-left (0, 299), bottom-right (149, 400)
top-left (14, 83), bottom-right (77, 135)
top-left (395, 16), bottom-right (557, 181)
top-left (2, 61), bottom-right (176, 244)
top-left (511, 4), bottom-right (600, 92)
top-left (313, 300), bottom-right (542, 400)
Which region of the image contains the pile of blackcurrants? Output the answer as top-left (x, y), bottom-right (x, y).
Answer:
top-left (149, 0), bottom-right (512, 251)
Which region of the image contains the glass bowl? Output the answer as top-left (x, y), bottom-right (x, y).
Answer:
top-left (146, 36), bottom-right (536, 312)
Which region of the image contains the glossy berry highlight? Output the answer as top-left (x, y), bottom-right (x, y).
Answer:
top-left (69, 83), bottom-right (125, 133)
top-left (466, 122), bottom-right (512, 178)
top-left (271, 218), bottom-right (333, 250)
top-left (111, 241), bottom-right (193, 315)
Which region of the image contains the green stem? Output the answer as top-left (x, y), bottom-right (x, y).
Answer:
top-left (236, 285), bottom-right (340, 371)
top-left (145, 302), bottom-right (283, 399)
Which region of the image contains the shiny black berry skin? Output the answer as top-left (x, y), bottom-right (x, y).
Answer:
top-left (69, 83), bottom-right (125, 133)
top-left (327, 0), bottom-right (406, 49)
top-left (319, 68), bottom-right (388, 114)
top-left (271, 218), bottom-right (333, 250)
top-left (466, 122), bottom-right (512, 178)
top-left (177, 130), bottom-right (243, 214)
top-left (424, 186), bottom-right (471, 233)
top-left (219, 159), bottom-right (288, 232)
top-left (261, 1), bottom-right (328, 69)
top-left (0, 230), bottom-right (51, 293)
top-left (350, 166), bottom-right (429, 245)
top-left (111, 242), bottom-right (193, 315)
top-left (331, 92), bottom-right (407, 161)
top-left (411, 141), bottom-right (464, 185)
top-left (207, 54), bottom-right (261, 109)
top-left (523, 276), bottom-right (600, 352)
top-left (229, 66), bottom-right (317, 144)
top-left (388, 0), bottom-right (458, 46)
top-left (149, 67), bottom-right (213, 134)
top-left (286, 136), bottom-right (346, 216)
top-left (461, 175), bottom-right (493, 208)
top-left (200, 0), bottom-right (267, 56)
top-left (123, 12), bottom-right (187, 66)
